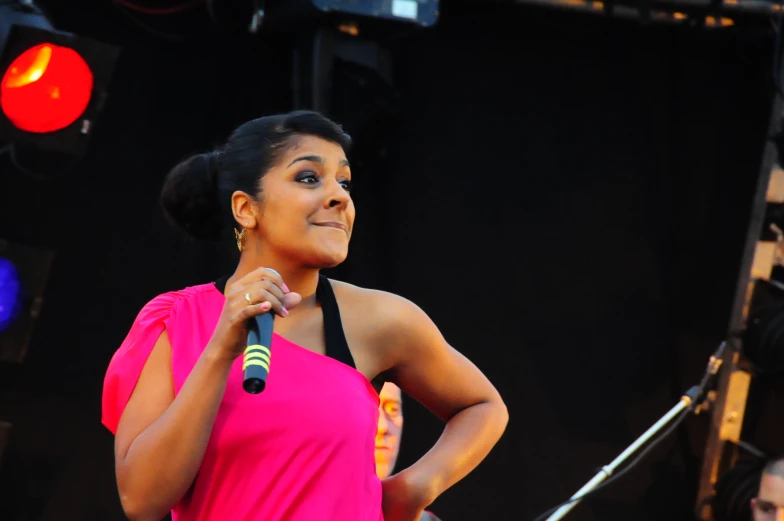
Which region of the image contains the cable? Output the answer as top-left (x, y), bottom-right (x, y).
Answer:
top-left (9, 143), bottom-right (58, 180)
top-left (0, 143), bottom-right (78, 181)
top-left (8, 143), bottom-right (45, 180)
top-left (111, 1), bottom-right (187, 41)
top-left (531, 409), bottom-right (691, 521)
top-left (112, 0), bottom-right (203, 15)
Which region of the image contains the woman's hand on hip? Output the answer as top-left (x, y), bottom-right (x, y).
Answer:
top-left (381, 471), bottom-right (433, 521)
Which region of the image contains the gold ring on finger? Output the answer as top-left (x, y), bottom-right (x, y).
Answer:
top-left (245, 292), bottom-right (253, 305)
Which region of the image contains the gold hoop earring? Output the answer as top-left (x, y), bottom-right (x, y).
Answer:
top-left (234, 228), bottom-right (246, 252)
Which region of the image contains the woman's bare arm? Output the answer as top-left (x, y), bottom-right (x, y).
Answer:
top-left (369, 290), bottom-right (508, 507)
top-left (114, 332), bottom-right (233, 521)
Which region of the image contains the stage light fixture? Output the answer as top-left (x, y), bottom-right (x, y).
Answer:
top-left (0, 240), bottom-right (54, 364)
top-left (310, 0), bottom-right (438, 26)
top-left (742, 282), bottom-right (784, 374)
top-left (776, 133), bottom-right (784, 170)
top-left (0, 258), bottom-right (23, 334)
top-left (209, 0), bottom-right (438, 30)
top-left (1, 43), bottom-right (94, 134)
top-left (744, 305), bottom-right (784, 371)
top-left (0, 1), bottom-right (120, 157)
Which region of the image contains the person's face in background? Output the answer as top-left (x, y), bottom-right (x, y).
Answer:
top-left (753, 472), bottom-right (784, 521)
top-left (375, 382), bottom-right (403, 479)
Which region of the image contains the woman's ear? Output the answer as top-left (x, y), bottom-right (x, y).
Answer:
top-left (231, 191), bottom-right (259, 229)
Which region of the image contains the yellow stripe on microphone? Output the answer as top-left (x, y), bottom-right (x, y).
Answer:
top-left (244, 354), bottom-right (270, 367)
top-left (245, 344), bottom-right (271, 356)
top-left (243, 359), bottom-right (270, 371)
top-left (243, 344), bottom-right (271, 372)
top-left (245, 352), bottom-right (270, 363)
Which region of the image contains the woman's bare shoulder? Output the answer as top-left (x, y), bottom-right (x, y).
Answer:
top-left (327, 278), bottom-right (433, 347)
top-left (328, 279), bottom-right (414, 320)
top-left (327, 279), bottom-right (423, 375)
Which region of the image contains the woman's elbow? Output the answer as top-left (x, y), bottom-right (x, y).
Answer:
top-left (120, 496), bottom-right (168, 521)
top-left (118, 482), bottom-right (170, 521)
top-left (492, 397), bottom-right (509, 436)
top-left (119, 497), bottom-right (149, 521)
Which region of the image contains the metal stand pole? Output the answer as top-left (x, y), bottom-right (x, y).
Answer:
top-left (544, 387), bottom-right (697, 521)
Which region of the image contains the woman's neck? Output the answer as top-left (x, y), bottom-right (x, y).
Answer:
top-left (231, 252), bottom-right (320, 304)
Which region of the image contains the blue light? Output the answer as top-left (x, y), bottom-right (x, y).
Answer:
top-left (0, 257), bottom-right (22, 332)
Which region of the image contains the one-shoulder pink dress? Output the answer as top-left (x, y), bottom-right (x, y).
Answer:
top-left (102, 277), bottom-right (384, 521)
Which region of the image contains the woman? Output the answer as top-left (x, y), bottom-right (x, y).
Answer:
top-left (102, 110), bottom-right (508, 521)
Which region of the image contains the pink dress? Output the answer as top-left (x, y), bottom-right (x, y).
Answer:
top-left (102, 279), bottom-right (384, 521)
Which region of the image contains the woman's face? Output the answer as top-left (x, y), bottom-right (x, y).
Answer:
top-left (251, 135), bottom-right (354, 268)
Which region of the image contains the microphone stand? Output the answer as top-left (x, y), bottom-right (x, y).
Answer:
top-left (542, 342), bottom-right (726, 521)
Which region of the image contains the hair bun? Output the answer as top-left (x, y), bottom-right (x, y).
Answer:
top-left (160, 151), bottom-right (223, 241)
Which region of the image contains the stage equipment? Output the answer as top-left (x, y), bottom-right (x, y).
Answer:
top-left (533, 343), bottom-right (726, 521)
top-left (0, 240), bottom-right (54, 364)
top-left (0, 1), bottom-right (120, 158)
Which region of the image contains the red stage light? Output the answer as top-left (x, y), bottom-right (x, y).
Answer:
top-left (0, 43), bottom-right (93, 133)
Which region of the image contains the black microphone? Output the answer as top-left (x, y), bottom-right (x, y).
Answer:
top-left (242, 268), bottom-right (279, 394)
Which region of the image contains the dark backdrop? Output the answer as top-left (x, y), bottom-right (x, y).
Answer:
top-left (0, 2), bottom-right (775, 520)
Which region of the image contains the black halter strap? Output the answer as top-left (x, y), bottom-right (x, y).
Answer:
top-left (316, 275), bottom-right (356, 369)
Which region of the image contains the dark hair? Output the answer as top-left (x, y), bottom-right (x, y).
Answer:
top-left (161, 110), bottom-right (352, 241)
top-left (763, 456), bottom-right (784, 478)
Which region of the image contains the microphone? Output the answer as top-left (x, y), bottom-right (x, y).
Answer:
top-left (242, 268), bottom-right (279, 394)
